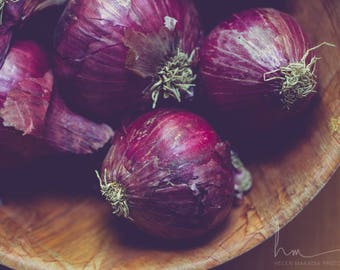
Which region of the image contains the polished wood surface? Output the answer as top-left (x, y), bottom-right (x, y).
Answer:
top-left (215, 169), bottom-right (340, 270)
top-left (0, 0), bottom-right (339, 269)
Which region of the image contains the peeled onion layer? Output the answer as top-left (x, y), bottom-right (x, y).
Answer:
top-left (0, 40), bottom-right (113, 168)
top-left (54, 0), bottom-right (201, 124)
top-left (99, 109), bottom-right (234, 240)
top-left (199, 8), bottom-right (333, 139)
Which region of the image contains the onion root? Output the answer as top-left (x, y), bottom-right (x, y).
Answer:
top-left (264, 42), bottom-right (335, 110)
top-left (96, 170), bottom-right (130, 219)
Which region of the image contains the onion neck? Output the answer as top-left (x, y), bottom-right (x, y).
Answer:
top-left (149, 48), bottom-right (196, 108)
top-left (0, 0), bottom-right (18, 24)
top-left (96, 170), bottom-right (130, 219)
top-left (264, 42), bottom-right (335, 110)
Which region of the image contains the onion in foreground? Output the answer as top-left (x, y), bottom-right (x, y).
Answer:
top-left (199, 8), bottom-right (334, 134)
top-left (54, 0), bottom-right (201, 123)
top-left (97, 109), bottom-right (234, 240)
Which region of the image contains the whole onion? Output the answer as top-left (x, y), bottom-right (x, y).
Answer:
top-left (199, 8), bottom-right (334, 135)
top-left (54, 0), bottom-right (201, 123)
top-left (97, 109), bottom-right (234, 240)
top-left (0, 40), bottom-right (113, 167)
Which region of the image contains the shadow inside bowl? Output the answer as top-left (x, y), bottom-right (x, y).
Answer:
top-left (0, 150), bottom-right (106, 202)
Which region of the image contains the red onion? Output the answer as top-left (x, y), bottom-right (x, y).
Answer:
top-left (97, 109), bottom-right (234, 240)
top-left (199, 8), bottom-right (334, 134)
top-left (0, 40), bottom-right (52, 133)
top-left (43, 91), bottom-right (114, 154)
top-left (54, 0), bottom-right (201, 123)
top-left (0, 0), bottom-right (66, 26)
top-left (0, 0), bottom-right (67, 66)
top-left (0, 30), bottom-right (11, 65)
top-left (0, 40), bottom-right (113, 167)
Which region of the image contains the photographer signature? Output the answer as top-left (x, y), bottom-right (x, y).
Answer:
top-left (272, 217), bottom-right (340, 259)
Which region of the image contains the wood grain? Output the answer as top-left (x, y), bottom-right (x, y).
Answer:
top-left (215, 169), bottom-right (340, 270)
top-left (0, 0), bottom-right (339, 269)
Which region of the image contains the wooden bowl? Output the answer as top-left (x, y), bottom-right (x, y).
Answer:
top-left (0, 0), bottom-right (339, 269)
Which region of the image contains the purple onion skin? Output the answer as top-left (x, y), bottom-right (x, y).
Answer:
top-left (199, 8), bottom-right (313, 135)
top-left (54, 0), bottom-right (201, 124)
top-left (0, 40), bottom-right (52, 133)
top-left (1, 0), bottom-right (67, 28)
top-left (43, 91), bottom-right (114, 155)
top-left (101, 109), bottom-right (234, 240)
top-left (0, 40), bottom-right (113, 167)
top-left (0, 91), bottom-right (114, 168)
top-left (0, 0), bottom-right (67, 67)
top-left (0, 31), bottom-right (12, 67)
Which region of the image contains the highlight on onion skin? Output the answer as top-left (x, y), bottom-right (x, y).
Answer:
top-left (98, 109), bottom-right (234, 240)
top-left (54, 0), bottom-right (202, 124)
top-left (0, 40), bottom-right (113, 168)
top-left (199, 8), bottom-right (333, 134)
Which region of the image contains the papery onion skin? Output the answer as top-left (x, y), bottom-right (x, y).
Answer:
top-left (54, 0), bottom-right (201, 124)
top-left (0, 40), bottom-right (113, 168)
top-left (0, 40), bottom-right (52, 133)
top-left (199, 8), bottom-right (315, 135)
top-left (43, 91), bottom-right (114, 155)
top-left (99, 109), bottom-right (234, 240)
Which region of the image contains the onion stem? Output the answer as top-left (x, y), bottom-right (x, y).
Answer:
top-left (264, 42), bottom-right (335, 110)
top-left (96, 170), bottom-right (130, 219)
top-left (149, 48), bottom-right (196, 108)
top-left (231, 150), bottom-right (252, 199)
